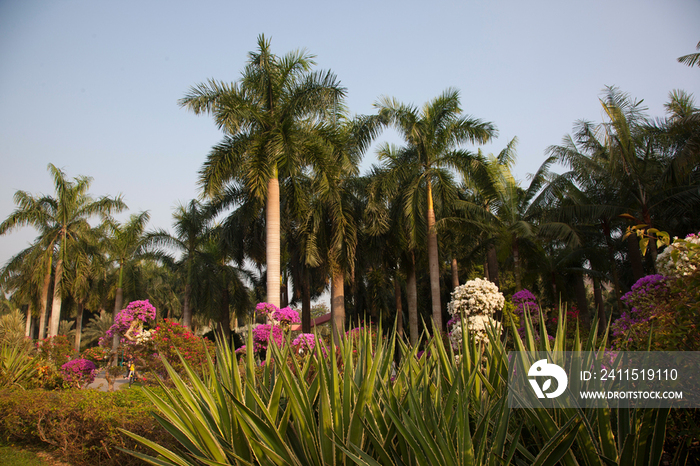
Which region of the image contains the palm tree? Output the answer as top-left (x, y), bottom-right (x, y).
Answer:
top-left (179, 34), bottom-right (345, 309)
top-left (146, 200), bottom-right (213, 329)
top-left (1, 243), bottom-right (50, 339)
top-left (103, 212), bottom-right (150, 354)
top-left (0, 164), bottom-right (124, 337)
top-left (549, 87), bottom-right (700, 290)
top-left (678, 41), bottom-right (700, 68)
top-left (367, 163), bottom-right (422, 344)
top-left (374, 89), bottom-right (496, 331)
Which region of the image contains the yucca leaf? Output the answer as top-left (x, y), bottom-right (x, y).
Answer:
top-left (531, 415), bottom-right (582, 466)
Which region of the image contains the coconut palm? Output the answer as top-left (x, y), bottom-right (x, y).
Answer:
top-left (0, 164), bottom-right (124, 337)
top-left (374, 89), bottom-right (496, 331)
top-left (179, 34), bottom-right (345, 309)
top-left (549, 87), bottom-right (700, 291)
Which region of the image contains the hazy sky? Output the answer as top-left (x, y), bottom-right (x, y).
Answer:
top-left (1, 0), bottom-right (699, 267)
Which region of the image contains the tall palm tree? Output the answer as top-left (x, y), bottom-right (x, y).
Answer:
top-left (0, 242), bottom-right (52, 339)
top-left (146, 200), bottom-right (213, 329)
top-left (105, 212), bottom-right (150, 315)
top-left (374, 89), bottom-right (496, 331)
top-left (179, 34), bottom-right (345, 309)
top-left (103, 212), bottom-right (150, 354)
top-left (0, 164), bottom-right (124, 337)
top-left (367, 162), bottom-right (422, 344)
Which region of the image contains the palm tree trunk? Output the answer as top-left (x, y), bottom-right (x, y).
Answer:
top-left (394, 274), bottom-right (404, 366)
top-left (301, 268), bottom-right (311, 334)
top-left (627, 234), bottom-right (644, 281)
top-left (266, 176), bottom-right (281, 308)
top-left (331, 269), bottom-right (345, 344)
top-left (601, 218), bottom-right (624, 313)
top-left (407, 252), bottom-right (419, 346)
top-left (74, 302), bottom-right (84, 351)
top-left (111, 283), bottom-right (124, 359)
top-left (426, 181), bottom-right (443, 332)
top-left (48, 258), bottom-right (64, 337)
top-left (593, 277), bottom-right (605, 336)
top-left (394, 276), bottom-right (403, 339)
top-left (183, 281), bottom-right (192, 328)
top-left (512, 235), bottom-right (522, 291)
top-left (574, 273), bottom-right (589, 323)
top-left (220, 287), bottom-right (231, 343)
top-left (38, 271), bottom-right (51, 340)
top-left (451, 258), bottom-right (459, 289)
top-left (281, 275), bottom-right (288, 308)
top-left (24, 307), bottom-right (32, 338)
top-left (487, 243), bottom-right (500, 288)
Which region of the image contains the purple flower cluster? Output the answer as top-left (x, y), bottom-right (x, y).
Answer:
top-left (256, 302), bottom-right (300, 325)
top-left (252, 324), bottom-right (284, 351)
top-left (512, 289), bottom-right (540, 317)
top-left (104, 300), bottom-right (157, 342)
top-left (620, 274), bottom-right (668, 308)
top-left (61, 358), bottom-right (97, 387)
top-left (256, 302), bottom-right (278, 316)
top-left (292, 333), bottom-right (327, 356)
top-left (612, 274), bottom-right (670, 348)
top-left (511, 289), bottom-right (548, 341)
top-left (272, 307), bottom-right (300, 324)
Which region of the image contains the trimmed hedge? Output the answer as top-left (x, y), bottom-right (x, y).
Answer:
top-left (0, 387), bottom-right (178, 466)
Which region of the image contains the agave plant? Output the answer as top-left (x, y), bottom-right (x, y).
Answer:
top-left (0, 341), bottom-right (36, 388)
top-left (120, 310), bottom-right (673, 465)
top-left (507, 306), bottom-right (671, 466)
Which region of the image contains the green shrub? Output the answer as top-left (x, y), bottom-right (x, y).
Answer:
top-left (0, 387), bottom-right (176, 466)
top-left (127, 319), bottom-right (215, 385)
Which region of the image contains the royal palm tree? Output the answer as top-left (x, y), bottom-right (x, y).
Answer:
top-left (374, 89), bottom-right (496, 331)
top-left (146, 200), bottom-right (213, 329)
top-left (0, 164), bottom-right (124, 337)
top-left (179, 34), bottom-right (345, 309)
top-left (103, 212), bottom-right (151, 355)
top-left (367, 162), bottom-right (422, 344)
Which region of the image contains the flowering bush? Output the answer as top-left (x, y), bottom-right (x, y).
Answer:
top-left (447, 278), bottom-right (504, 349)
top-left (252, 324), bottom-right (285, 352)
top-left (255, 302), bottom-right (278, 317)
top-left (36, 335), bottom-right (74, 367)
top-left (80, 346), bottom-right (111, 368)
top-left (134, 319), bottom-right (215, 383)
top-left (657, 232), bottom-right (700, 278)
top-left (510, 289), bottom-right (555, 343)
top-left (611, 275), bottom-right (670, 350)
top-left (272, 307), bottom-right (301, 325)
top-left (291, 333), bottom-right (327, 356)
top-left (60, 358), bottom-right (97, 388)
top-left (101, 300), bottom-right (156, 346)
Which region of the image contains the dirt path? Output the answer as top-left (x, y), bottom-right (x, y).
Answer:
top-left (86, 370), bottom-right (130, 391)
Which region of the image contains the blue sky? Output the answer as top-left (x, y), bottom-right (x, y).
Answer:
top-left (1, 0), bottom-right (699, 267)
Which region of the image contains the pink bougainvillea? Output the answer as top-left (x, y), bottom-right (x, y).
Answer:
top-left (101, 300), bottom-right (156, 346)
top-left (61, 358), bottom-right (97, 388)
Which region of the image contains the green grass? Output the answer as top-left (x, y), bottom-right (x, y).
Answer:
top-left (0, 444), bottom-right (58, 466)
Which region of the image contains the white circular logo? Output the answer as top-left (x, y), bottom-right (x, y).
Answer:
top-left (528, 359), bottom-right (568, 399)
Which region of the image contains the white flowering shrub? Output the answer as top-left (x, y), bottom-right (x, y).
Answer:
top-left (656, 232), bottom-right (700, 278)
top-left (447, 278), bottom-right (504, 349)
